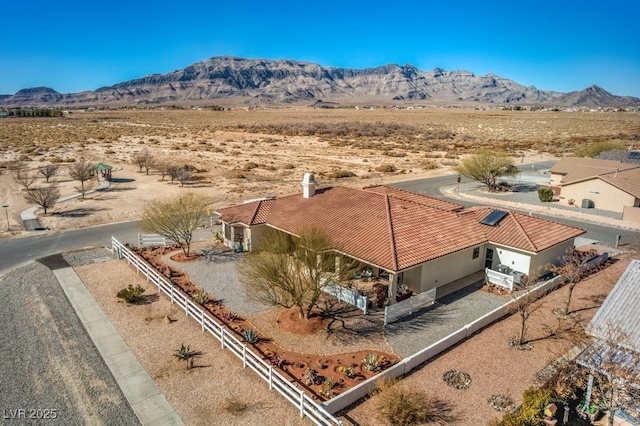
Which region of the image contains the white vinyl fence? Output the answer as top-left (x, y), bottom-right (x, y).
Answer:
top-left (322, 275), bottom-right (564, 414)
top-left (111, 237), bottom-right (342, 426)
top-left (383, 288), bottom-right (437, 326)
top-left (485, 268), bottom-right (515, 290)
top-left (137, 233), bottom-right (170, 247)
top-left (323, 284), bottom-right (369, 314)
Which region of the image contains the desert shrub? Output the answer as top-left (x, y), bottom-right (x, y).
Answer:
top-left (222, 397), bottom-right (248, 415)
top-left (374, 379), bottom-right (443, 426)
top-left (329, 170), bottom-right (356, 179)
top-left (192, 290), bottom-right (210, 305)
top-left (499, 387), bottom-right (553, 426)
top-left (538, 187), bottom-right (554, 202)
top-left (116, 284), bottom-right (145, 304)
top-left (243, 161), bottom-right (259, 171)
top-left (282, 163), bottom-right (295, 169)
top-left (229, 170), bottom-right (246, 179)
top-left (574, 140), bottom-right (626, 158)
top-left (304, 368), bottom-right (321, 386)
top-left (422, 160), bottom-right (438, 170)
top-left (375, 164), bottom-right (396, 173)
top-left (362, 352), bottom-right (384, 372)
top-left (488, 394), bottom-right (516, 412)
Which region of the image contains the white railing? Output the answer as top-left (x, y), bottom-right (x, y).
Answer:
top-left (137, 233), bottom-right (169, 247)
top-left (383, 288), bottom-right (436, 326)
top-left (111, 237), bottom-right (341, 426)
top-left (485, 268), bottom-right (514, 290)
top-left (323, 284), bottom-right (369, 314)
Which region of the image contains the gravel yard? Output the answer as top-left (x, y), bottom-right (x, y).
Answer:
top-left (0, 258), bottom-right (139, 426)
top-left (75, 254), bottom-right (311, 426)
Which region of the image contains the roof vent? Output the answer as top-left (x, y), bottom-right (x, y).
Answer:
top-left (301, 173), bottom-right (317, 198)
top-left (480, 210), bottom-right (508, 226)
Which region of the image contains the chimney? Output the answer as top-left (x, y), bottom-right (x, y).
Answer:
top-left (301, 173), bottom-right (317, 198)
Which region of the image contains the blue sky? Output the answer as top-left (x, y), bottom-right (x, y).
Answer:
top-left (2, 0), bottom-right (639, 97)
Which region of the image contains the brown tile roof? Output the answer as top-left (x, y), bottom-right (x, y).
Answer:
top-left (551, 157), bottom-right (638, 185)
top-left (216, 186), bottom-right (585, 272)
top-left (597, 167), bottom-right (640, 198)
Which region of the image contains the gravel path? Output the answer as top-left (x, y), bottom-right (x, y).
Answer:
top-left (0, 256), bottom-right (139, 426)
top-left (162, 249), bottom-right (272, 315)
top-left (385, 282), bottom-right (506, 358)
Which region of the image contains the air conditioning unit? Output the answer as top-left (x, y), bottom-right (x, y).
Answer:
top-left (581, 199), bottom-right (594, 209)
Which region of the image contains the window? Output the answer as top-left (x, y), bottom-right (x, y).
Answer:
top-left (473, 247), bottom-right (480, 259)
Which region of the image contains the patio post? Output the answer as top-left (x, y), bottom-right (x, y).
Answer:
top-left (388, 274), bottom-right (398, 305)
top-left (334, 256), bottom-right (340, 275)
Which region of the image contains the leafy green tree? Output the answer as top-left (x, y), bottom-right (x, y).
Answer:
top-left (140, 192), bottom-right (209, 257)
top-left (455, 151), bottom-right (518, 192)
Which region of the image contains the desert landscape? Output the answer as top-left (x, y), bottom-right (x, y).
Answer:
top-left (1, 107), bottom-right (639, 235)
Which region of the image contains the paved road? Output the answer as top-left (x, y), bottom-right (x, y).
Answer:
top-left (0, 221), bottom-right (141, 276)
top-left (390, 161), bottom-right (638, 246)
top-left (0, 261), bottom-right (140, 425)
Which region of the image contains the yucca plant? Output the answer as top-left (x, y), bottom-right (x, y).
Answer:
top-left (173, 343), bottom-right (201, 370)
top-left (243, 329), bottom-right (258, 344)
top-left (192, 290), bottom-right (210, 305)
top-left (362, 352), bottom-right (384, 372)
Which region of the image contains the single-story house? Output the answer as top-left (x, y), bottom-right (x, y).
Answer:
top-left (549, 158), bottom-right (640, 219)
top-left (582, 259), bottom-right (640, 425)
top-left (215, 173), bottom-right (585, 303)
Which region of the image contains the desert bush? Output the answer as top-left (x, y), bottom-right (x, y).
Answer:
top-left (375, 164), bottom-right (396, 173)
top-left (498, 387), bottom-right (553, 426)
top-left (282, 163), bottom-right (295, 169)
top-left (229, 170), bottom-right (246, 179)
top-left (304, 368), bottom-right (321, 386)
top-left (192, 290), bottom-right (210, 305)
top-left (329, 170), bottom-right (356, 179)
top-left (538, 187), bottom-right (554, 202)
top-left (487, 394), bottom-right (516, 412)
top-left (116, 284), bottom-right (146, 304)
top-left (222, 397), bottom-right (248, 415)
top-left (422, 160), bottom-right (438, 170)
top-left (243, 161), bottom-right (259, 171)
top-left (374, 379), bottom-right (446, 426)
top-left (574, 140), bottom-right (626, 158)
top-left (362, 352), bottom-right (384, 372)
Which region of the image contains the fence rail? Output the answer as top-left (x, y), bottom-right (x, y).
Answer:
top-left (111, 237), bottom-right (341, 426)
top-left (384, 288), bottom-right (436, 325)
top-left (485, 268), bottom-right (515, 290)
top-left (323, 284), bottom-right (369, 314)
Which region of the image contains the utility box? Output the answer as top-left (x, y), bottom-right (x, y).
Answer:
top-left (581, 199), bottom-right (594, 208)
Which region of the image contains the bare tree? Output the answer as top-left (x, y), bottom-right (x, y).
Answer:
top-left (38, 164), bottom-right (59, 182)
top-left (454, 150), bottom-right (518, 192)
top-left (155, 159), bottom-right (172, 181)
top-left (12, 168), bottom-right (37, 191)
top-left (68, 159), bottom-right (95, 200)
top-left (176, 168), bottom-right (192, 187)
top-left (132, 148), bottom-right (155, 175)
top-left (24, 185), bottom-right (60, 214)
top-left (551, 248), bottom-right (600, 317)
top-left (509, 271), bottom-right (544, 348)
top-left (167, 165), bottom-right (181, 184)
top-left (240, 227), bottom-right (358, 320)
top-left (140, 192), bottom-right (209, 257)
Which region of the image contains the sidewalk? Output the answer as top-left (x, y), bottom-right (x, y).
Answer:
top-left (48, 258), bottom-right (183, 425)
top-left (20, 178), bottom-right (111, 231)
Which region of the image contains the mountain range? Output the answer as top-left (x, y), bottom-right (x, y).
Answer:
top-left (1, 56), bottom-right (638, 108)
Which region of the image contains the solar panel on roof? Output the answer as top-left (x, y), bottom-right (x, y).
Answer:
top-left (627, 151), bottom-right (640, 159)
top-left (480, 210), bottom-right (508, 226)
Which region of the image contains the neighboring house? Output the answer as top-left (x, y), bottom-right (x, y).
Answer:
top-left (549, 157), bottom-right (640, 220)
top-left (216, 173), bottom-right (585, 303)
top-left (583, 259), bottom-right (640, 424)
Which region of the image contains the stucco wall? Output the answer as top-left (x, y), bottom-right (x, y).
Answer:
top-left (417, 245), bottom-right (485, 293)
top-left (560, 179), bottom-right (636, 212)
top-left (549, 172), bottom-right (564, 187)
top-left (623, 206), bottom-right (640, 223)
top-left (491, 244), bottom-right (531, 274)
top-left (246, 224), bottom-right (271, 251)
top-left (529, 239), bottom-right (575, 275)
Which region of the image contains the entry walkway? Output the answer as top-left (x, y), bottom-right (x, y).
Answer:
top-left (21, 178), bottom-right (111, 231)
top-left (44, 255), bottom-right (182, 425)
top-left (385, 280), bottom-right (506, 358)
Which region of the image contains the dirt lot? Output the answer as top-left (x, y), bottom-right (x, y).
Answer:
top-left (1, 108), bottom-right (638, 236)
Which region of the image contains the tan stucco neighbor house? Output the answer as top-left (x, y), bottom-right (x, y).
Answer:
top-left (549, 158), bottom-right (640, 219)
top-left (216, 174), bottom-right (585, 303)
